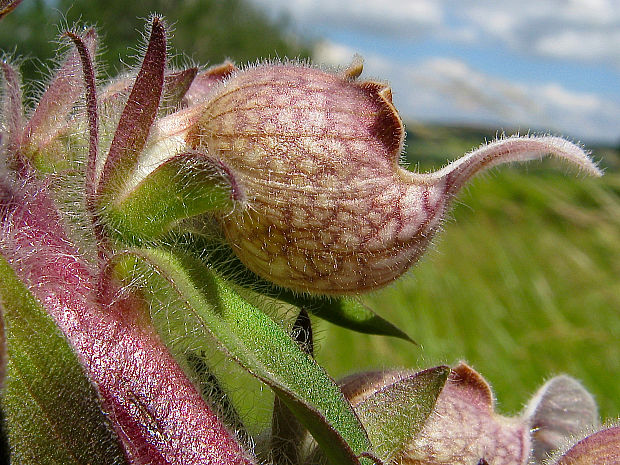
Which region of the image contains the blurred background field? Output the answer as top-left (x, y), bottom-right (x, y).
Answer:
top-left (2, 0), bottom-right (618, 422)
top-left (317, 129), bottom-right (620, 419)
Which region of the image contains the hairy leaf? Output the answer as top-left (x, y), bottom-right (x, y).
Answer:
top-left (106, 151), bottom-right (237, 242)
top-left (114, 248), bottom-right (374, 465)
top-left (22, 29), bottom-right (97, 172)
top-left (551, 425), bottom-right (620, 465)
top-left (64, 30), bottom-right (99, 207)
top-left (352, 367), bottom-right (450, 462)
top-left (0, 180), bottom-right (254, 465)
top-left (270, 309), bottom-right (314, 465)
top-left (0, 60), bottom-right (25, 172)
top-left (97, 17), bottom-right (165, 198)
top-left (0, 256), bottom-right (127, 465)
top-left (162, 68), bottom-right (198, 112)
top-left (175, 232), bottom-right (413, 341)
top-left (524, 375), bottom-right (599, 463)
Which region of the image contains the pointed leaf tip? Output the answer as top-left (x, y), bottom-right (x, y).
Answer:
top-left (345, 366), bottom-right (450, 462)
top-left (64, 30), bottom-right (99, 204)
top-left (288, 295), bottom-right (416, 343)
top-left (23, 28), bottom-right (97, 165)
top-left (97, 17), bottom-right (166, 199)
top-left (343, 55), bottom-right (364, 80)
top-left (401, 363), bottom-right (530, 465)
top-left (162, 68), bottom-right (198, 110)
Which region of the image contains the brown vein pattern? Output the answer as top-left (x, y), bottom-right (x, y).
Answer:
top-left (187, 65), bottom-right (448, 294)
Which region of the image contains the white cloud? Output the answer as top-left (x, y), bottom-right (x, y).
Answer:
top-left (252, 0), bottom-right (620, 65)
top-left (313, 41), bottom-right (359, 68)
top-left (251, 0), bottom-right (443, 38)
top-left (535, 29), bottom-right (620, 62)
top-left (249, 0), bottom-right (620, 141)
top-left (459, 0), bottom-right (620, 65)
top-left (313, 42), bottom-right (620, 143)
top-left (537, 83), bottom-right (602, 113)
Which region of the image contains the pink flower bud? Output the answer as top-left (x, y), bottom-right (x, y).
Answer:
top-left (341, 363), bottom-right (531, 465)
top-left (185, 63), bottom-right (600, 295)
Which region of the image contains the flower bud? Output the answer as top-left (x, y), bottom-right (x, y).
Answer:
top-left (402, 363), bottom-right (530, 465)
top-left (185, 63), bottom-right (601, 295)
top-left (340, 363), bottom-right (531, 465)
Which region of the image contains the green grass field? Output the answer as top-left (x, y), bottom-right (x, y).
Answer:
top-left (315, 126), bottom-right (620, 421)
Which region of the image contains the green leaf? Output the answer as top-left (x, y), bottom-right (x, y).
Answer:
top-left (184, 351), bottom-right (250, 439)
top-left (105, 152), bottom-right (236, 242)
top-left (174, 232), bottom-right (414, 342)
top-left (0, 256), bottom-right (127, 465)
top-left (289, 295), bottom-right (415, 343)
top-left (353, 366), bottom-right (450, 462)
top-left (270, 310), bottom-right (313, 465)
top-left (113, 247), bottom-right (374, 465)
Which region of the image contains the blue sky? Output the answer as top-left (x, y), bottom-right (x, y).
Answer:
top-left (250, 0), bottom-right (620, 144)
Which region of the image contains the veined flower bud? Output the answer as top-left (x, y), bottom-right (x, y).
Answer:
top-left (184, 63), bottom-right (600, 295)
top-left (400, 363), bottom-right (530, 465)
top-left (339, 363), bottom-right (531, 465)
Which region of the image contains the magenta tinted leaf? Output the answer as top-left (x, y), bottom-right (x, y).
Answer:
top-left (64, 31), bottom-right (99, 205)
top-left (1, 183), bottom-right (254, 465)
top-left (0, 60), bottom-right (26, 173)
top-left (162, 68), bottom-right (198, 111)
top-left (114, 247), bottom-right (374, 465)
top-left (401, 363), bottom-right (531, 465)
top-left (97, 17), bottom-right (166, 198)
top-left (22, 29), bottom-right (97, 170)
top-left (0, 257), bottom-right (127, 465)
